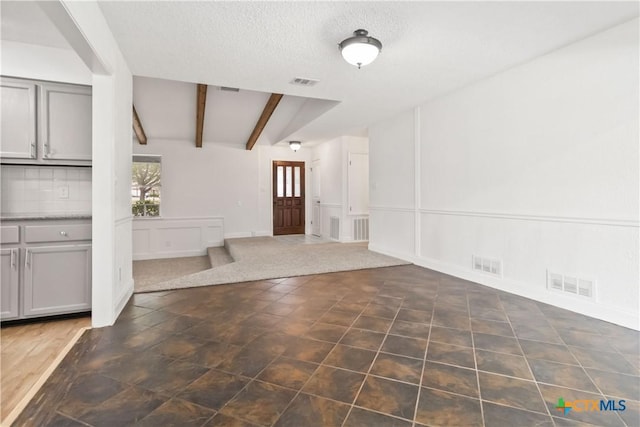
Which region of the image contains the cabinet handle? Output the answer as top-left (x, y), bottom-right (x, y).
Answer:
top-left (31, 142), bottom-right (36, 158)
top-left (44, 142), bottom-right (50, 158)
top-left (11, 249), bottom-right (16, 269)
top-left (60, 231), bottom-right (68, 237)
top-left (25, 249), bottom-right (31, 268)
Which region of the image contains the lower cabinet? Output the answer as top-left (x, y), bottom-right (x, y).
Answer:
top-left (0, 248), bottom-right (20, 320)
top-left (0, 219), bottom-right (92, 321)
top-left (23, 244), bottom-right (91, 317)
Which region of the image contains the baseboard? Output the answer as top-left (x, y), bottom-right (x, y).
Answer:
top-left (224, 232), bottom-right (253, 239)
top-left (113, 279), bottom-right (134, 322)
top-left (133, 249), bottom-right (209, 261)
top-left (368, 244), bottom-right (639, 331)
top-left (368, 244), bottom-right (419, 264)
top-left (225, 231), bottom-right (274, 239)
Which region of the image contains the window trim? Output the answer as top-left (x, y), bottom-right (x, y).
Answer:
top-left (132, 154), bottom-right (162, 218)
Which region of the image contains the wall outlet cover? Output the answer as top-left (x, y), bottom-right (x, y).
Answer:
top-left (57, 185), bottom-right (69, 199)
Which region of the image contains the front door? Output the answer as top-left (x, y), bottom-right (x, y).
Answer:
top-left (273, 161), bottom-right (305, 235)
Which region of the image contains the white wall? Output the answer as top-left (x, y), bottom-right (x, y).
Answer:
top-left (369, 19), bottom-right (639, 329)
top-left (132, 217), bottom-right (224, 260)
top-left (61, 0), bottom-right (134, 327)
top-left (312, 136), bottom-right (343, 239)
top-left (132, 140), bottom-right (312, 256)
top-left (0, 40), bottom-right (91, 85)
top-left (312, 136), bottom-right (370, 241)
top-left (369, 111), bottom-right (416, 254)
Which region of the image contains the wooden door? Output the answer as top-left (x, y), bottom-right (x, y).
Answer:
top-left (273, 161), bottom-right (305, 235)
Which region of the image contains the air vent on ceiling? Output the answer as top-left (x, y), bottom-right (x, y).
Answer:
top-left (219, 86), bottom-right (240, 92)
top-left (290, 77), bottom-right (319, 87)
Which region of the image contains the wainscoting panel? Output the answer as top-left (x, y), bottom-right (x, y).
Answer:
top-left (132, 217), bottom-right (224, 260)
top-left (417, 210), bottom-right (639, 329)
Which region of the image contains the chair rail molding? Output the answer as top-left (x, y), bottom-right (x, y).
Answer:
top-left (419, 209), bottom-right (639, 228)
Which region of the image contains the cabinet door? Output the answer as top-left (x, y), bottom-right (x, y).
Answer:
top-left (1, 78), bottom-right (37, 159)
top-left (23, 244), bottom-right (91, 317)
top-left (39, 83), bottom-right (92, 161)
top-left (1, 248), bottom-right (20, 320)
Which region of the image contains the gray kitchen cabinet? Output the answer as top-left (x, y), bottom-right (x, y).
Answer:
top-left (0, 218), bottom-right (92, 321)
top-left (39, 83), bottom-right (92, 162)
top-left (0, 78), bottom-right (37, 160)
top-left (23, 244), bottom-right (91, 317)
top-left (0, 77), bottom-right (91, 165)
top-left (0, 248), bottom-right (20, 320)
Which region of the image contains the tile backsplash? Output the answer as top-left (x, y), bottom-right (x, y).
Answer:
top-left (1, 165), bottom-right (91, 215)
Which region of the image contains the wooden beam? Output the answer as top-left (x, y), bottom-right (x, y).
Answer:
top-left (132, 105), bottom-right (147, 145)
top-left (245, 93), bottom-right (283, 150)
top-left (196, 84), bottom-right (208, 148)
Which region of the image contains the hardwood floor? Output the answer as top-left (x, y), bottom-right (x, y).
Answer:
top-left (1, 315), bottom-right (90, 423)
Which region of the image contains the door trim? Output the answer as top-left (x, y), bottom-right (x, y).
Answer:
top-left (272, 160), bottom-right (305, 235)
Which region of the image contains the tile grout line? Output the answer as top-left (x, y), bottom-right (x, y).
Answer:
top-left (542, 312), bottom-right (631, 427)
top-left (186, 282), bottom-right (331, 426)
top-left (499, 296), bottom-right (555, 423)
top-left (467, 291), bottom-right (486, 427)
top-left (340, 290), bottom-right (407, 427)
top-left (267, 292), bottom-right (372, 426)
top-left (411, 283), bottom-right (439, 427)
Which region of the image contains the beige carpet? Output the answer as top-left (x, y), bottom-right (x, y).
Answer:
top-left (133, 255), bottom-right (212, 289)
top-left (135, 236), bottom-right (409, 293)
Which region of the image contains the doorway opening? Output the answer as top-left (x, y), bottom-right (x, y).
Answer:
top-left (273, 160), bottom-right (305, 235)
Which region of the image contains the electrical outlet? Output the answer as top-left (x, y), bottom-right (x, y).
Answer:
top-left (57, 185), bottom-right (69, 199)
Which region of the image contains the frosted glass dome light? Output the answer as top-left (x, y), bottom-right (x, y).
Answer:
top-left (289, 141), bottom-right (301, 151)
top-left (339, 29), bottom-right (382, 69)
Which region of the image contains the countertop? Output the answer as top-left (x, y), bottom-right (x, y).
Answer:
top-left (0, 213), bottom-right (92, 221)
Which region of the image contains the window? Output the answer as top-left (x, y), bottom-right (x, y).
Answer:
top-left (131, 155), bottom-right (161, 217)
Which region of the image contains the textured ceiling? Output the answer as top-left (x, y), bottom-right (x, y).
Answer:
top-left (0, 1), bottom-right (71, 49)
top-left (133, 76), bottom-right (339, 147)
top-left (5, 2), bottom-right (638, 146)
top-left (98, 1), bottom-right (638, 143)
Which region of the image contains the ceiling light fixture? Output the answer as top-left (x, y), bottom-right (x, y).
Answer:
top-left (289, 141), bottom-right (301, 152)
top-left (338, 29), bottom-right (382, 69)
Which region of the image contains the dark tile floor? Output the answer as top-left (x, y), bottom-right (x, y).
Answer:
top-left (14, 265), bottom-right (640, 426)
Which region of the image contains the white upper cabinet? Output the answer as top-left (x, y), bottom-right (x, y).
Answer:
top-left (0, 77), bottom-right (92, 165)
top-left (1, 78), bottom-right (37, 159)
top-left (39, 83), bottom-right (92, 162)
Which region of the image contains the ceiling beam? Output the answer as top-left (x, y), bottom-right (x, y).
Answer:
top-left (196, 84), bottom-right (208, 148)
top-left (245, 93), bottom-right (283, 151)
top-left (132, 105), bottom-right (147, 145)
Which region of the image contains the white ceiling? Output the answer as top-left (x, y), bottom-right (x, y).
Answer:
top-left (98, 1), bottom-right (638, 143)
top-left (0, 1), bottom-right (71, 49)
top-left (2, 2), bottom-right (637, 146)
top-left (133, 76), bottom-right (339, 147)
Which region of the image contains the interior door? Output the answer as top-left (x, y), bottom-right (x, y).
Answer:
top-left (273, 161), bottom-right (305, 235)
top-left (311, 159), bottom-right (321, 236)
